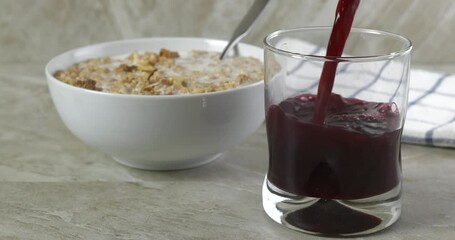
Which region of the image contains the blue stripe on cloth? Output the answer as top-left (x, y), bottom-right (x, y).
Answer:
top-left (349, 60), bottom-right (392, 98)
top-left (403, 135), bottom-right (455, 147)
top-left (338, 62), bottom-right (351, 73)
top-left (424, 116), bottom-right (455, 146)
top-left (389, 61), bottom-right (409, 102)
top-left (408, 73), bottom-right (450, 107)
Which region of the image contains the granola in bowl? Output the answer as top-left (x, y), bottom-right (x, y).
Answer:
top-left (45, 38), bottom-right (265, 170)
top-left (53, 48), bottom-right (263, 95)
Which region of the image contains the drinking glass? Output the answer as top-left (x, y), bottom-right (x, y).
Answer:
top-left (262, 27), bottom-right (412, 236)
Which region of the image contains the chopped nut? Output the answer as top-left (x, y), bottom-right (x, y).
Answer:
top-left (159, 48), bottom-right (179, 58)
top-left (160, 78), bottom-right (173, 86)
top-left (115, 64), bottom-right (137, 73)
top-left (74, 79), bottom-right (100, 91)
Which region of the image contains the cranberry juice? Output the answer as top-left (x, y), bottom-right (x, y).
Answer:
top-left (266, 0), bottom-right (402, 200)
top-left (265, 0), bottom-right (404, 234)
top-left (266, 93), bottom-right (402, 199)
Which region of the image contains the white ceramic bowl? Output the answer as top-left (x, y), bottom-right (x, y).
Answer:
top-left (45, 38), bottom-right (265, 170)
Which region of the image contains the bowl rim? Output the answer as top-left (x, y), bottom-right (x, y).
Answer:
top-left (45, 37), bottom-right (264, 99)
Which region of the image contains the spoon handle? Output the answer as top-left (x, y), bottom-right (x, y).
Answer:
top-left (220, 0), bottom-right (269, 60)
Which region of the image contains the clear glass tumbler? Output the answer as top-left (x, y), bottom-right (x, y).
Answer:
top-left (262, 27), bottom-right (412, 236)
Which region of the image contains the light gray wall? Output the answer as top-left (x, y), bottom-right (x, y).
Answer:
top-left (2, 0), bottom-right (454, 68)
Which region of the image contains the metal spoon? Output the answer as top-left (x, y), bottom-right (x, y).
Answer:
top-left (219, 0), bottom-right (270, 60)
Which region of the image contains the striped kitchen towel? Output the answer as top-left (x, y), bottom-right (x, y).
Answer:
top-left (275, 39), bottom-right (455, 148)
top-left (404, 69), bottom-right (455, 148)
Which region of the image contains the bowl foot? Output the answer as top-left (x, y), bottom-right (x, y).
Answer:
top-left (112, 153), bottom-right (223, 171)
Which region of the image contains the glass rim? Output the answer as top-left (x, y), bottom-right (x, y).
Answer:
top-left (263, 27), bottom-right (413, 62)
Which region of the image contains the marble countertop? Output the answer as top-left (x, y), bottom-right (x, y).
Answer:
top-left (1, 63), bottom-right (455, 239)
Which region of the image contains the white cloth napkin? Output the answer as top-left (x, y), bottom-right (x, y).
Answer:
top-left (274, 39), bottom-right (455, 148)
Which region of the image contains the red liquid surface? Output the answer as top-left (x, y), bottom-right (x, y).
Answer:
top-left (266, 94), bottom-right (402, 199)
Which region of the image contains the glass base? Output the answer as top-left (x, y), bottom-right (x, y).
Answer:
top-left (262, 177), bottom-right (401, 237)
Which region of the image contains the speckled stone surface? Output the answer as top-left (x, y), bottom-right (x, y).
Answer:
top-left (1, 0), bottom-right (455, 239)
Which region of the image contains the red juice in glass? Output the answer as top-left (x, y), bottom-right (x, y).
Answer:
top-left (261, 1), bottom-right (412, 236)
top-left (266, 93), bottom-right (402, 200)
